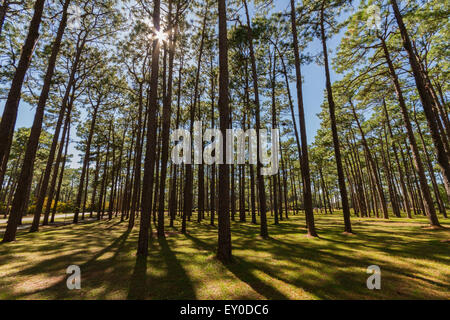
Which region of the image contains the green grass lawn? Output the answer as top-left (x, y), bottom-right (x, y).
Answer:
top-left (0, 212), bottom-right (449, 299)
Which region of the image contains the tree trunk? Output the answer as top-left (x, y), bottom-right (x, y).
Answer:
top-left (0, 0), bottom-right (46, 188)
top-left (138, 0), bottom-right (161, 256)
top-left (209, 55), bottom-right (216, 226)
top-left (290, 0), bottom-right (318, 237)
top-left (45, 105), bottom-right (72, 224)
top-left (350, 100), bottom-right (389, 220)
top-left (380, 35), bottom-right (440, 227)
top-left (158, 3), bottom-right (177, 237)
top-left (319, 5), bottom-right (352, 232)
top-left (74, 102), bottom-right (99, 223)
top-left (2, 0), bottom-right (70, 241)
top-left (51, 122), bottom-right (71, 223)
top-left (243, 0), bottom-right (268, 238)
top-left (270, 50), bottom-right (279, 225)
top-left (382, 100), bottom-right (412, 218)
top-left (390, 0), bottom-right (450, 199)
top-left (169, 53), bottom-right (184, 227)
top-left (217, 0), bottom-right (232, 263)
top-left (182, 4), bottom-right (208, 233)
top-left (30, 32), bottom-right (87, 232)
top-left (413, 107), bottom-right (447, 218)
top-left (128, 84), bottom-right (145, 230)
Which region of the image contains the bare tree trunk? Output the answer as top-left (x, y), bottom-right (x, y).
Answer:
top-left (74, 102), bottom-right (100, 223)
top-left (129, 84), bottom-right (145, 230)
top-left (51, 124), bottom-right (70, 223)
top-left (243, 0), bottom-right (268, 238)
top-left (138, 0), bottom-right (161, 254)
top-left (380, 36), bottom-right (440, 227)
top-left (0, 0), bottom-right (46, 188)
top-left (2, 0), bottom-right (70, 241)
top-left (382, 100), bottom-right (412, 218)
top-left (319, 5), bottom-right (352, 232)
top-left (169, 52), bottom-right (184, 227)
top-left (270, 50), bottom-right (279, 225)
top-left (158, 3), bottom-right (177, 237)
top-left (290, 0), bottom-right (318, 237)
top-left (390, 0), bottom-right (450, 199)
top-left (414, 107), bottom-right (447, 218)
top-left (45, 105), bottom-right (72, 224)
top-left (182, 4), bottom-right (208, 233)
top-left (209, 55), bottom-right (216, 226)
top-left (350, 100), bottom-right (389, 220)
top-left (217, 0), bottom-right (232, 263)
top-left (30, 32), bottom-right (87, 232)
top-left (379, 126), bottom-right (401, 217)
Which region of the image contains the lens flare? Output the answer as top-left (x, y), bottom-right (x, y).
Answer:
top-left (154, 29), bottom-right (168, 43)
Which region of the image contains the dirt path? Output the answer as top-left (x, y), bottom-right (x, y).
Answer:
top-left (0, 213), bottom-right (75, 224)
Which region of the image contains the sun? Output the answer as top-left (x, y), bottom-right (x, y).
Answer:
top-left (154, 29), bottom-right (168, 43)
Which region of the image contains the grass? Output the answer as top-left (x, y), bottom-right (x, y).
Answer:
top-left (0, 212), bottom-right (449, 300)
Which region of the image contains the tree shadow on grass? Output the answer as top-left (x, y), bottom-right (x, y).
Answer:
top-left (126, 235), bottom-right (197, 300)
top-left (9, 228), bottom-right (132, 299)
top-left (185, 233), bottom-right (289, 300)
top-left (16, 229), bottom-right (131, 278)
top-left (255, 234), bottom-right (449, 299)
top-left (202, 220), bottom-right (450, 299)
top-left (158, 237), bottom-right (197, 299)
top-left (127, 255), bottom-right (148, 299)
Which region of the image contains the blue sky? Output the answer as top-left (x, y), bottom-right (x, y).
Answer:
top-left (1, 0), bottom-right (348, 168)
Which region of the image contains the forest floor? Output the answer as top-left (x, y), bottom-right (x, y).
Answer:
top-left (0, 213), bottom-right (85, 233)
top-left (0, 213), bottom-right (75, 224)
top-left (0, 212), bottom-right (449, 299)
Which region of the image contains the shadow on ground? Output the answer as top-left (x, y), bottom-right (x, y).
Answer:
top-left (0, 213), bottom-right (448, 299)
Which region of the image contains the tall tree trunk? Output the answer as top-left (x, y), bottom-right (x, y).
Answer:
top-left (243, 0), bottom-right (268, 238)
top-left (350, 101), bottom-right (389, 220)
top-left (390, 0), bottom-right (450, 198)
top-left (290, 0), bottom-right (318, 237)
top-left (217, 0), bottom-right (232, 263)
top-left (169, 53), bottom-right (184, 227)
top-left (413, 107), bottom-right (447, 218)
top-left (44, 104), bottom-right (72, 224)
top-left (30, 32), bottom-right (87, 232)
top-left (108, 123), bottom-right (116, 220)
top-left (382, 100), bottom-right (412, 218)
top-left (128, 84), bottom-right (145, 230)
top-left (0, 0), bottom-right (46, 187)
top-left (182, 4), bottom-right (208, 233)
top-left (152, 124), bottom-right (161, 223)
top-left (138, 0), bottom-right (161, 256)
top-left (2, 0), bottom-right (70, 241)
top-left (98, 129), bottom-right (111, 220)
top-left (380, 35), bottom-right (440, 227)
top-left (209, 55), bottom-right (216, 226)
top-left (51, 121), bottom-right (71, 223)
top-left (319, 4), bottom-right (352, 233)
top-left (121, 128), bottom-right (135, 221)
top-left (158, 3), bottom-right (177, 237)
top-left (270, 50), bottom-right (279, 225)
top-left (280, 148), bottom-right (289, 219)
top-left (74, 102), bottom-right (99, 223)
